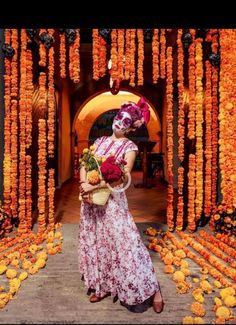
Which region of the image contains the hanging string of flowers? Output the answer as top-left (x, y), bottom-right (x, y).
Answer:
top-left (152, 29), bottom-right (159, 83)
top-left (187, 29), bottom-right (196, 140)
top-left (98, 32), bottom-right (107, 78)
top-left (25, 155), bottom-right (32, 231)
top-left (37, 118), bottom-right (47, 236)
top-left (3, 29), bottom-right (12, 229)
top-left (39, 29), bottom-right (47, 67)
top-left (124, 29), bottom-right (131, 81)
top-left (137, 29), bottom-right (144, 85)
top-left (110, 29), bottom-right (118, 83)
top-left (92, 29), bottom-right (99, 80)
top-left (188, 154), bottom-right (196, 232)
top-left (219, 29), bottom-right (236, 209)
top-left (59, 31), bottom-right (66, 78)
top-left (195, 38), bottom-right (204, 221)
top-left (129, 29), bottom-right (136, 87)
top-left (166, 46), bottom-right (174, 231)
top-left (18, 29), bottom-right (28, 235)
top-left (25, 48), bottom-right (33, 149)
top-left (10, 29), bottom-right (19, 220)
top-left (160, 29), bottom-right (166, 79)
top-left (176, 29), bottom-right (185, 231)
top-left (47, 169), bottom-right (55, 232)
top-left (117, 29), bottom-right (125, 81)
top-left (211, 30), bottom-right (219, 210)
top-left (72, 29), bottom-right (80, 83)
top-left (47, 29), bottom-right (55, 158)
top-left (204, 60), bottom-right (213, 217)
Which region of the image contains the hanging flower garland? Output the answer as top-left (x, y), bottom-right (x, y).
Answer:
top-left (98, 33), bottom-right (107, 78)
top-left (18, 29), bottom-right (28, 235)
top-left (92, 29), bottom-right (99, 80)
top-left (110, 29), bottom-right (118, 83)
top-left (129, 29), bottom-right (136, 87)
top-left (187, 29), bottom-right (196, 140)
top-left (211, 30), bottom-right (219, 210)
top-left (37, 118), bottom-right (47, 236)
top-left (47, 29), bottom-right (55, 158)
top-left (152, 29), bottom-right (159, 83)
top-left (117, 29), bottom-right (125, 81)
top-left (188, 154), bottom-right (196, 232)
top-left (176, 29), bottom-right (185, 231)
top-left (39, 29), bottom-right (47, 67)
top-left (47, 169), bottom-right (55, 232)
top-left (204, 60), bottom-right (213, 217)
top-left (25, 155), bottom-right (32, 231)
top-left (195, 38), bottom-right (204, 221)
top-left (10, 29), bottom-right (19, 219)
top-left (68, 29), bottom-right (80, 83)
top-left (25, 48), bottom-right (33, 149)
top-left (160, 29), bottom-right (166, 79)
top-left (166, 46), bottom-right (174, 231)
top-left (137, 29), bottom-right (144, 85)
top-left (219, 29), bottom-right (236, 209)
top-left (124, 29), bottom-right (131, 81)
top-left (3, 29), bottom-right (12, 228)
top-left (59, 31), bottom-right (66, 78)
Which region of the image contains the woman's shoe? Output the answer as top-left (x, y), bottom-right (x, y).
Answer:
top-left (89, 293), bottom-right (110, 303)
top-left (152, 290), bottom-right (164, 313)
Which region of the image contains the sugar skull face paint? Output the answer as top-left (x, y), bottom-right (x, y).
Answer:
top-left (112, 111), bottom-right (132, 133)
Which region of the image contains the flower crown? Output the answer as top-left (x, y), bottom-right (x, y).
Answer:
top-left (119, 97), bottom-right (150, 129)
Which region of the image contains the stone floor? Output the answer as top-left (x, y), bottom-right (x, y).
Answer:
top-left (0, 176), bottom-right (235, 324)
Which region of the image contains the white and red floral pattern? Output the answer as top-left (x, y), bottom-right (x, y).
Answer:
top-left (79, 136), bottom-right (159, 306)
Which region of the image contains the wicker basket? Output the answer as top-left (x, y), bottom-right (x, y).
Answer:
top-left (79, 156), bottom-right (111, 206)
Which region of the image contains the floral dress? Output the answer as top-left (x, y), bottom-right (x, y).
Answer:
top-left (78, 136), bottom-right (159, 308)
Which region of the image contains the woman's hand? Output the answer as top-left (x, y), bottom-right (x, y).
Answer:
top-left (80, 182), bottom-right (96, 195)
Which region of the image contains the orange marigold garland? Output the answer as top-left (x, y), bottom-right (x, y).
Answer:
top-left (68, 29), bottom-right (80, 82)
top-left (98, 33), bottom-right (107, 78)
top-left (188, 154), bottom-right (196, 232)
top-left (195, 38), bottom-right (204, 221)
top-left (25, 155), bottom-right (32, 231)
top-left (137, 29), bottom-right (144, 85)
top-left (37, 119), bottom-right (47, 236)
top-left (25, 48), bottom-right (33, 149)
top-left (211, 30), bottom-right (219, 210)
top-left (152, 29), bottom-right (159, 83)
top-left (59, 31), bottom-right (66, 78)
top-left (129, 29), bottom-right (136, 87)
top-left (110, 29), bottom-right (118, 84)
top-left (204, 60), bottom-right (213, 217)
top-left (124, 29), bottom-right (131, 81)
top-left (218, 29), bottom-right (236, 209)
top-left (47, 29), bottom-right (55, 158)
top-left (18, 29), bottom-right (28, 235)
top-left (187, 29), bottom-right (196, 140)
top-left (117, 29), bottom-right (125, 81)
top-left (10, 29), bottom-right (19, 219)
top-left (176, 29), bottom-right (185, 231)
top-left (39, 29), bottom-right (47, 67)
top-left (47, 169), bottom-right (55, 232)
top-left (3, 29), bottom-right (12, 228)
top-left (92, 29), bottom-right (99, 81)
top-left (160, 29), bottom-right (166, 79)
top-left (166, 46), bottom-right (174, 231)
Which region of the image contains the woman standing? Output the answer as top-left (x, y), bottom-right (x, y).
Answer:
top-left (79, 97), bottom-right (164, 313)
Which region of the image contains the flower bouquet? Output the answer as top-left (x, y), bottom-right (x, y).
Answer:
top-left (79, 145), bottom-right (127, 205)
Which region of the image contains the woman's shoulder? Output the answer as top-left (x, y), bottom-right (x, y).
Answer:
top-left (94, 136), bottom-right (108, 145)
top-left (124, 139), bottom-right (139, 152)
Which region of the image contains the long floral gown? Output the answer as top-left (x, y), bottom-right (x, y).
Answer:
top-left (79, 136), bottom-right (159, 308)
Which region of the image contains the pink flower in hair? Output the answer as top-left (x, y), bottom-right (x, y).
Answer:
top-left (118, 97), bottom-right (150, 129)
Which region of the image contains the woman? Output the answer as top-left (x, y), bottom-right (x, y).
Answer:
top-left (78, 97), bottom-right (164, 313)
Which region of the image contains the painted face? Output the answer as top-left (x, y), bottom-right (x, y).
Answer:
top-left (112, 111), bottom-right (132, 133)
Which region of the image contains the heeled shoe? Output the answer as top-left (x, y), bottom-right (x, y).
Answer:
top-left (89, 293), bottom-right (110, 303)
top-left (152, 290), bottom-right (164, 313)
